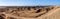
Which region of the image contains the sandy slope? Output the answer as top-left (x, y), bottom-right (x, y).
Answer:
top-left (37, 6), bottom-right (60, 19)
top-left (0, 6), bottom-right (60, 19)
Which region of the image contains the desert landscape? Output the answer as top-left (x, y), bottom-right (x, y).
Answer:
top-left (0, 6), bottom-right (60, 19)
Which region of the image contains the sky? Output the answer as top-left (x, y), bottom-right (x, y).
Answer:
top-left (0, 0), bottom-right (60, 6)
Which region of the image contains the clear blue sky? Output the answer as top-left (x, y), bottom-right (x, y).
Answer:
top-left (0, 0), bottom-right (60, 6)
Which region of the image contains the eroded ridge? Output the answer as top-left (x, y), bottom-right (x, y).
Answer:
top-left (0, 6), bottom-right (55, 19)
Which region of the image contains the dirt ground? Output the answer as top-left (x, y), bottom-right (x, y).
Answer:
top-left (0, 6), bottom-right (60, 19)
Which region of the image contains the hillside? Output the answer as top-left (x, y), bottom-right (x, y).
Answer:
top-left (0, 6), bottom-right (60, 19)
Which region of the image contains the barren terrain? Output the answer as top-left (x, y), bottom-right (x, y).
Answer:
top-left (0, 6), bottom-right (60, 19)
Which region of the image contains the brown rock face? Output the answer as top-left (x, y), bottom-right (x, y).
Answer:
top-left (0, 6), bottom-right (59, 19)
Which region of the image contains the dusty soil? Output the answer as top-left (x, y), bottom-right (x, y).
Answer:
top-left (0, 6), bottom-right (60, 19)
